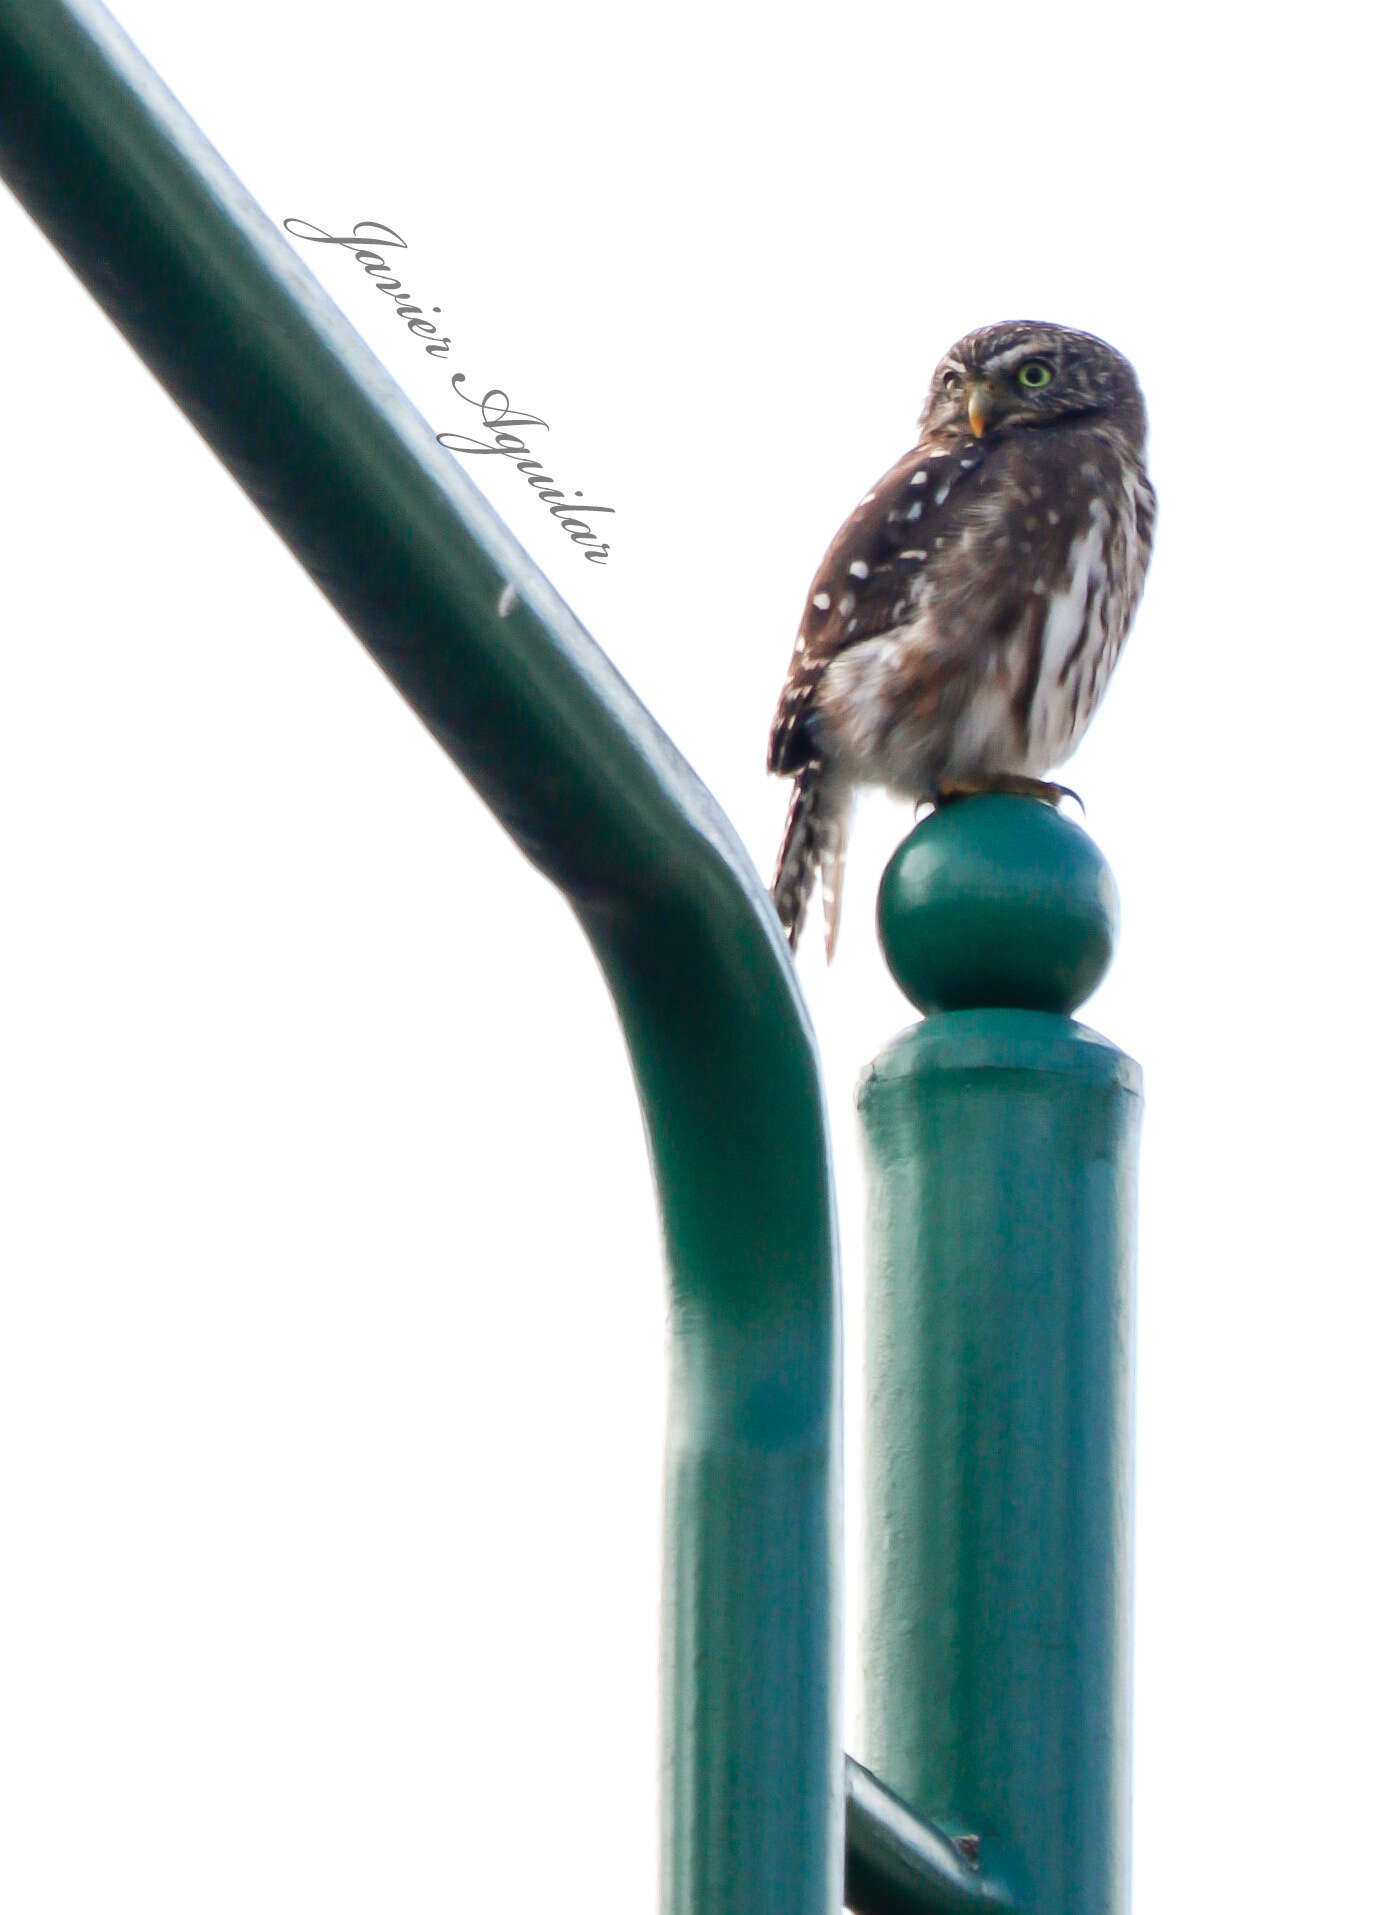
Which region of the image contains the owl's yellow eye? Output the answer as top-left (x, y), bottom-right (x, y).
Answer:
top-left (1018, 360), bottom-right (1054, 390)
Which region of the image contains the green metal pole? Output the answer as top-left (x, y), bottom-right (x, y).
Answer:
top-left (857, 796), bottom-right (1142, 1915)
top-left (844, 1756), bottom-right (1012, 1915)
top-left (0, 7), bottom-right (840, 1910)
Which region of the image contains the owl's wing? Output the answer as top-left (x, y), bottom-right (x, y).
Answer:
top-left (767, 437), bottom-right (987, 775)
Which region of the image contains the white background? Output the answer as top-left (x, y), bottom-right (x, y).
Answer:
top-left (2, 3), bottom-right (1372, 1909)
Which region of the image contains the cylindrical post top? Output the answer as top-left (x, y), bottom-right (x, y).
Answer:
top-left (877, 796), bottom-right (1119, 1017)
top-left (860, 792), bottom-right (1141, 1915)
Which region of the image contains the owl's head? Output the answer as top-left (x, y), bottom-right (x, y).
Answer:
top-left (920, 322), bottom-right (1147, 449)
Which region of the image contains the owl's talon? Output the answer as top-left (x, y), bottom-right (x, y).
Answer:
top-left (1025, 778), bottom-right (1084, 816)
top-left (935, 774), bottom-right (1084, 814)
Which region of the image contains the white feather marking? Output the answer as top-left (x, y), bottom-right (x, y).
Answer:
top-left (819, 784), bottom-right (856, 963)
top-left (982, 341), bottom-right (1054, 376)
top-left (1029, 502), bottom-right (1107, 762)
top-left (820, 626), bottom-right (925, 772)
top-left (948, 673), bottom-right (1023, 771)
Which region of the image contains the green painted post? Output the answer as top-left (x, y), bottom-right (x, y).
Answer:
top-left (0, 7), bottom-right (840, 1911)
top-left (857, 796), bottom-right (1142, 1915)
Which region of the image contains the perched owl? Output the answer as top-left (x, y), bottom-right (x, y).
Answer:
top-left (768, 321), bottom-right (1156, 956)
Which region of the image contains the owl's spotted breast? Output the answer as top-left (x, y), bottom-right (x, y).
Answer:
top-left (768, 321), bottom-right (1156, 955)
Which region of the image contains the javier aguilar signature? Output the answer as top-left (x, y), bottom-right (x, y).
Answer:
top-left (283, 219), bottom-right (613, 566)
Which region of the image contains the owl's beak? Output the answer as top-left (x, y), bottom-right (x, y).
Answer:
top-left (967, 380), bottom-right (997, 438)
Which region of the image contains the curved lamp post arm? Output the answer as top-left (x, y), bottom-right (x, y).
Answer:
top-left (0, 5), bottom-right (841, 1911)
top-left (844, 1759), bottom-right (1011, 1915)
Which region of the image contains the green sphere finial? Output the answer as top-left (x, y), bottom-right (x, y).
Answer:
top-left (877, 796), bottom-right (1119, 1016)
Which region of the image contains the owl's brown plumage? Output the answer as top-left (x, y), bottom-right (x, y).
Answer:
top-left (769, 321), bottom-right (1156, 955)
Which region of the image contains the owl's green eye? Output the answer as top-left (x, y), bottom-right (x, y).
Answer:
top-left (1018, 360), bottom-right (1054, 390)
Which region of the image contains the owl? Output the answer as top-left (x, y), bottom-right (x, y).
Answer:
top-left (768, 321), bottom-right (1156, 956)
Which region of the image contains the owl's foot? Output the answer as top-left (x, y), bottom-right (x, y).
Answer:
top-left (933, 774), bottom-right (1084, 813)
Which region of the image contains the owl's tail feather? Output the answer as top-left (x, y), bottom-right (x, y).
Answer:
top-left (771, 764), bottom-right (854, 962)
